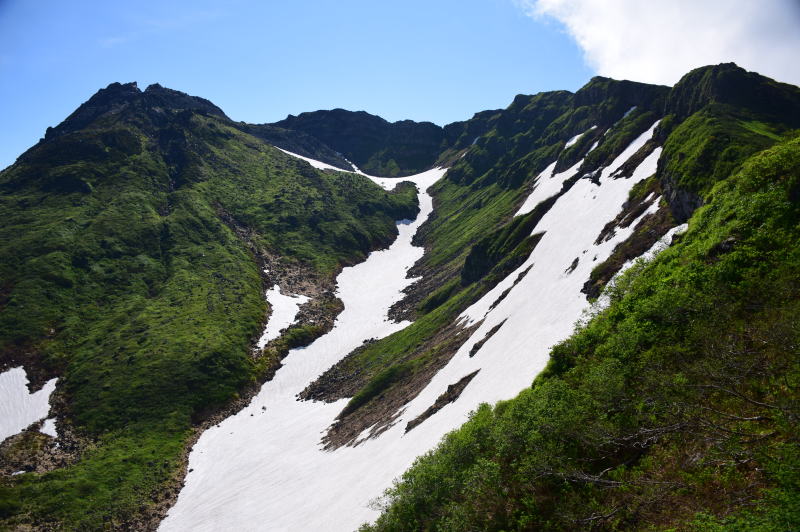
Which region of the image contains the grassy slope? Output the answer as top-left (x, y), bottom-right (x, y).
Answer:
top-left (362, 133), bottom-right (800, 530)
top-left (0, 97), bottom-right (417, 528)
top-left (328, 82), bottom-right (668, 420)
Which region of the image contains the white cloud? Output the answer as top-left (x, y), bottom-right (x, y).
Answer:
top-left (517, 0), bottom-right (800, 86)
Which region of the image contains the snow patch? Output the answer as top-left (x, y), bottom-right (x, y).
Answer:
top-left (275, 147), bottom-right (349, 172)
top-left (564, 125), bottom-right (597, 149)
top-left (0, 367), bottom-right (57, 443)
top-left (515, 158), bottom-right (582, 217)
top-left (256, 285), bottom-right (309, 349)
top-left (40, 417), bottom-right (58, 438)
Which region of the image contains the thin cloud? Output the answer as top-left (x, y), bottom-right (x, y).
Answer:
top-left (516, 0), bottom-right (800, 86)
top-left (99, 35), bottom-right (132, 48)
top-left (98, 7), bottom-right (225, 49)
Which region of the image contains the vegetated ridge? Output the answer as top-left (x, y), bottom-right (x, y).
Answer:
top-left (0, 62), bottom-right (799, 531)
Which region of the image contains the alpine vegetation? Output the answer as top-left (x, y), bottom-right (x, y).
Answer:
top-left (1, 63), bottom-right (799, 532)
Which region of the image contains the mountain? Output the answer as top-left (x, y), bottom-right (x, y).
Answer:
top-left (1, 63), bottom-right (799, 531)
top-left (272, 109), bottom-right (449, 176)
top-left (0, 81), bottom-right (417, 528)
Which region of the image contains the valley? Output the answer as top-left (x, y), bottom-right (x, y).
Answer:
top-left (1, 62), bottom-right (799, 530)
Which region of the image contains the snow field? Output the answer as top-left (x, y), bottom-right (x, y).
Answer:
top-left (164, 122), bottom-right (678, 531)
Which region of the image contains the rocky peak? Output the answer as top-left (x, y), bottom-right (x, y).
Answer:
top-left (143, 84), bottom-right (228, 119)
top-left (666, 62), bottom-right (800, 123)
top-left (574, 76), bottom-right (669, 120)
top-left (44, 82), bottom-right (143, 140)
top-left (43, 81), bottom-right (229, 142)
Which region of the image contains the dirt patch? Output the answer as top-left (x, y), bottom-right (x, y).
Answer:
top-left (404, 370), bottom-right (480, 433)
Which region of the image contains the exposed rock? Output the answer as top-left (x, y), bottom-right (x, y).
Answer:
top-left (469, 320), bottom-right (506, 357)
top-left (404, 370), bottom-right (480, 433)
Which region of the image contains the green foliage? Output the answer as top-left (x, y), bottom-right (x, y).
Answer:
top-left (363, 135), bottom-right (800, 531)
top-left (0, 101), bottom-right (418, 527)
top-left (660, 104), bottom-right (790, 194)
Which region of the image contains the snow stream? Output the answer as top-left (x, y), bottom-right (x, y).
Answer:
top-left (164, 126), bottom-right (681, 531)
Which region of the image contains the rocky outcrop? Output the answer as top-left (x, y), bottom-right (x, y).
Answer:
top-left (666, 63), bottom-right (800, 123)
top-left (272, 109), bottom-right (447, 176)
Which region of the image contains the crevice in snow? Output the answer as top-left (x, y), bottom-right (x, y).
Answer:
top-left (469, 319), bottom-right (507, 357)
top-left (404, 369), bottom-right (480, 434)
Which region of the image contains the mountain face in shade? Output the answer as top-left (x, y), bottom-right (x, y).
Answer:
top-left (2, 63), bottom-right (800, 531)
top-left (272, 109), bottom-right (449, 176)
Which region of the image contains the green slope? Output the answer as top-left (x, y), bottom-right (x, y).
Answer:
top-left (363, 131), bottom-right (800, 532)
top-left (0, 82), bottom-right (417, 528)
top-left (360, 65), bottom-right (800, 531)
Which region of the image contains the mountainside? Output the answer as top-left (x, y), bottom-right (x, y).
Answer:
top-left (1, 63), bottom-right (799, 531)
top-left (0, 82), bottom-right (418, 528)
top-left (272, 109), bottom-right (449, 177)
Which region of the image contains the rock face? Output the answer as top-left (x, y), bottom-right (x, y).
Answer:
top-left (666, 62), bottom-right (800, 121)
top-left (272, 109), bottom-right (448, 176)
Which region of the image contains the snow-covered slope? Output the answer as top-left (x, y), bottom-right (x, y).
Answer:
top-left (161, 165), bottom-right (444, 531)
top-left (163, 126), bottom-right (682, 530)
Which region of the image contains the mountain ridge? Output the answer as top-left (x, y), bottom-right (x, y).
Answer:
top-left (1, 62), bottom-right (799, 530)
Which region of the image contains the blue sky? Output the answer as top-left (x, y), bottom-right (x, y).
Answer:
top-left (0, 0), bottom-right (591, 169)
top-left (2, 0), bottom-right (797, 170)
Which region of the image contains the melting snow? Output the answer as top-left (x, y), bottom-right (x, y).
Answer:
top-left (161, 166), bottom-right (445, 532)
top-left (0, 367), bottom-right (57, 443)
top-left (275, 147), bottom-right (349, 172)
top-left (164, 123), bottom-right (666, 531)
top-left (256, 285), bottom-right (310, 349)
top-left (40, 417), bottom-right (58, 438)
top-left (515, 158), bottom-right (582, 217)
top-left (564, 125), bottom-right (597, 149)
top-left (592, 221), bottom-right (688, 313)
